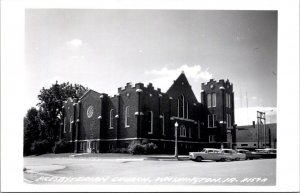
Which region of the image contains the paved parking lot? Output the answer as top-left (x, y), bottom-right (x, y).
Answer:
top-left (24, 154), bottom-right (276, 185)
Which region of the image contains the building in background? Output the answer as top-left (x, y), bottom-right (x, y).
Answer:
top-left (234, 123), bottom-right (277, 150)
top-left (61, 72), bottom-right (235, 154)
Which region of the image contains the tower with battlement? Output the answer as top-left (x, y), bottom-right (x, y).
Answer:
top-left (201, 79), bottom-right (235, 148)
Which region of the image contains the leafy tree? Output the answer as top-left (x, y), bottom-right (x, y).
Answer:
top-left (24, 107), bottom-right (41, 156)
top-left (37, 81), bottom-right (88, 144)
top-left (24, 81), bottom-right (88, 156)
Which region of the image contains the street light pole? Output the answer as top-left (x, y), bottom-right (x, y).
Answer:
top-left (174, 121), bottom-right (178, 160)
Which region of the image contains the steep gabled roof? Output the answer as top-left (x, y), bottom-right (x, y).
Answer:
top-left (166, 72), bottom-right (198, 103)
top-left (79, 89), bottom-right (102, 100)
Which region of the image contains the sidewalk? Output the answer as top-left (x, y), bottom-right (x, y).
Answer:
top-left (145, 155), bottom-right (190, 161)
top-left (27, 153), bottom-right (190, 161)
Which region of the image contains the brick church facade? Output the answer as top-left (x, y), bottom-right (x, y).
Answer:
top-left (60, 72), bottom-right (235, 154)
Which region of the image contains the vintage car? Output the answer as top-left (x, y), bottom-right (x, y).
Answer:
top-left (254, 148), bottom-right (277, 158)
top-left (236, 149), bottom-right (261, 160)
top-left (220, 149), bottom-right (246, 161)
top-left (189, 148), bottom-right (225, 162)
top-left (189, 148), bottom-right (245, 162)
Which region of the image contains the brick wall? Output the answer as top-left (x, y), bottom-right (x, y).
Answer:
top-left (61, 73), bottom-right (236, 153)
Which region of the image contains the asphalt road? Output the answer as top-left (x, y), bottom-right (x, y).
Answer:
top-left (24, 156), bottom-right (276, 185)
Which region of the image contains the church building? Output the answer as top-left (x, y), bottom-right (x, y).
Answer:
top-left (60, 72), bottom-right (235, 154)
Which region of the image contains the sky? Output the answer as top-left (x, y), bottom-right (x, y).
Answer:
top-left (25, 9), bottom-right (277, 125)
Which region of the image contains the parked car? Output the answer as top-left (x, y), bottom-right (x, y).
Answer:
top-left (254, 148), bottom-right (277, 158)
top-left (263, 148), bottom-right (277, 154)
top-left (236, 149), bottom-right (261, 160)
top-left (189, 148), bottom-right (226, 162)
top-left (220, 149), bottom-right (246, 161)
top-left (189, 148), bottom-right (245, 162)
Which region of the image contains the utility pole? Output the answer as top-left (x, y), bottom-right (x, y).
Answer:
top-left (257, 111), bottom-right (266, 149)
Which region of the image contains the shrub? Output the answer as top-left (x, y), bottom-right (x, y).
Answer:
top-left (128, 141), bottom-right (158, 155)
top-left (30, 139), bottom-right (51, 155)
top-left (128, 141), bottom-right (145, 155)
top-left (143, 142), bottom-right (158, 154)
top-left (141, 139), bottom-right (149, 144)
top-left (53, 140), bottom-right (70, 153)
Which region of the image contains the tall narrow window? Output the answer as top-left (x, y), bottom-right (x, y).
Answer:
top-left (147, 111), bottom-right (153, 134)
top-left (125, 106), bottom-right (130, 127)
top-left (186, 101), bottom-right (189, 119)
top-left (70, 115), bottom-right (73, 132)
top-left (162, 114), bottom-right (165, 136)
top-left (198, 121), bottom-right (201, 139)
top-left (177, 95), bottom-right (185, 118)
top-left (213, 114), bottom-right (217, 127)
top-left (226, 114), bottom-right (229, 128)
top-left (225, 93), bottom-right (228, 107)
top-left (228, 94), bottom-right (231, 108)
top-left (207, 94), bottom-right (211, 108)
top-left (110, 109), bottom-right (114, 129)
top-left (212, 93), bottom-right (216, 107)
top-left (189, 127), bottom-right (192, 138)
top-left (208, 115), bottom-right (212, 128)
top-left (64, 117), bottom-right (67, 133)
top-left (177, 99), bottom-right (180, 117)
top-left (226, 114), bottom-right (232, 128)
top-left (181, 95), bottom-right (185, 118)
top-left (180, 125), bottom-right (186, 137)
top-left (226, 93), bottom-right (231, 108)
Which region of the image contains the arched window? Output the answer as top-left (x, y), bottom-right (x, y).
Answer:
top-left (147, 111), bottom-right (153, 134)
top-left (125, 106), bottom-right (130, 127)
top-left (207, 94), bottom-right (211, 108)
top-left (110, 109), bottom-right (114, 129)
top-left (179, 125), bottom-right (186, 137)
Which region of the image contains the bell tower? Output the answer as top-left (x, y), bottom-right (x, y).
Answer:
top-left (201, 79), bottom-right (234, 148)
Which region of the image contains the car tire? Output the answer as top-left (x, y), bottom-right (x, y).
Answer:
top-left (220, 158), bottom-right (226, 162)
top-left (235, 157), bottom-right (240, 161)
top-left (196, 157), bottom-right (203, 162)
